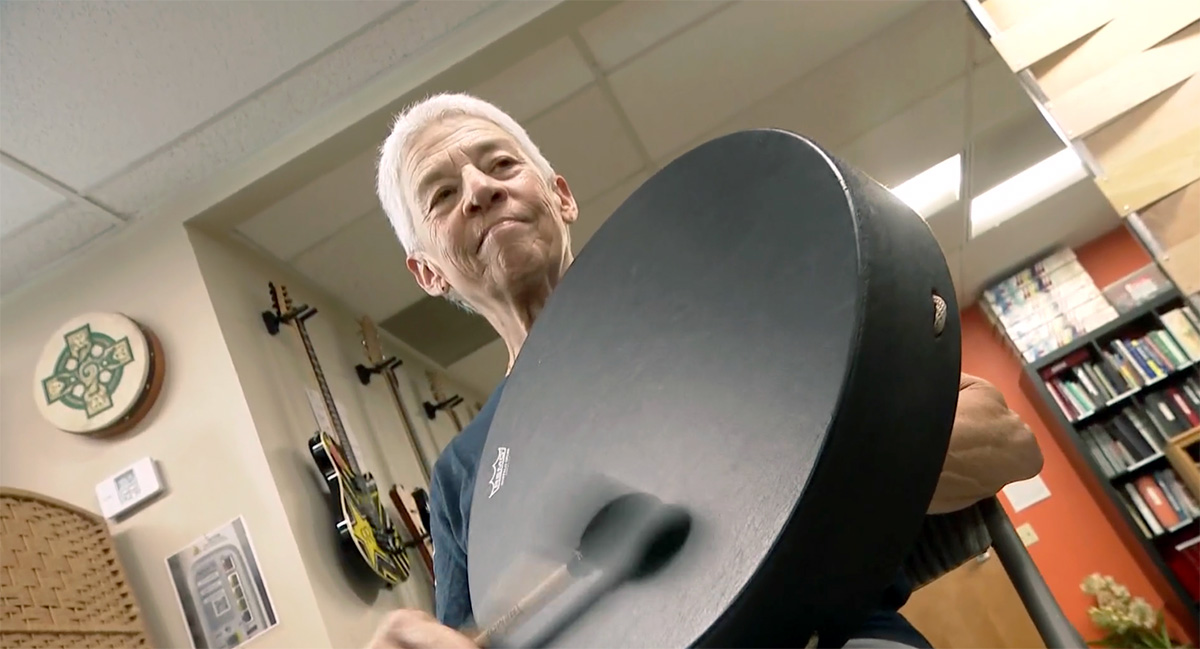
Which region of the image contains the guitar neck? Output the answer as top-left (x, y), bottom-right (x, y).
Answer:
top-left (293, 316), bottom-right (360, 475)
top-left (380, 366), bottom-right (432, 485)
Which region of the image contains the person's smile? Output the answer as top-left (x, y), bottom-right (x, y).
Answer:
top-left (477, 218), bottom-right (526, 253)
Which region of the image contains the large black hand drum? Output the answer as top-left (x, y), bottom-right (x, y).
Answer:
top-left (468, 130), bottom-right (962, 648)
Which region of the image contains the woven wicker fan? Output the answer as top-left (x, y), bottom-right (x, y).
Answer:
top-left (0, 487), bottom-right (151, 648)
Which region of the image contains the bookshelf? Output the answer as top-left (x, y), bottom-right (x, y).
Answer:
top-left (1165, 428), bottom-right (1200, 511)
top-left (981, 246), bottom-right (1200, 623)
top-left (1011, 284), bottom-right (1200, 621)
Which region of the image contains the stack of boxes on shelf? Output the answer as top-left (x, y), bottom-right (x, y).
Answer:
top-left (986, 247), bottom-right (1200, 608)
top-left (982, 248), bottom-right (1120, 363)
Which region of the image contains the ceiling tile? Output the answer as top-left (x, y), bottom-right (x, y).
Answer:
top-left (88, 0), bottom-right (495, 218)
top-left (469, 37), bottom-right (593, 122)
top-left (968, 57), bottom-right (1041, 133)
top-left (648, 6), bottom-right (1025, 177)
top-left (290, 211), bottom-right (427, 322)
top-left (969, 17), bottom-right (999, 66)
top-left (607, 0), bottom-right (920, 160)
top-left (237, 148), bottom-right (380, 261)
top-left (698, 2), bottom-right (963, 160)
top-left (831, 57), bottom-right (1037, 188)
top-left (572, 171), bottom-right (652, 255)
top-left (1, 0), bottom-right (403, 189)
top-left (833, 84), bottom-right (964, 188)
top-left (525, 85), bottom-right (645, 204)
top-left (0, 161), bottom-right (66, 237)
top-left (0, 202), bottom-right (115, 294)
top-left (578, 0), bottom-right (731, 72)
top-left (968, 111), bottom-right (1064, 195)
top-left (448, 338), bottom-right (508, 399)
top-left (381, 296), bottom-right (497, 368)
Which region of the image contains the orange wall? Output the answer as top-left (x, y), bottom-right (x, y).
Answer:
top-left (961, 226), bottom-right (1196, 644)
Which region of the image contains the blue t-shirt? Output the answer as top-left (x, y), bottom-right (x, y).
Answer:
top-left (427, 378), bottom-right (931, 648)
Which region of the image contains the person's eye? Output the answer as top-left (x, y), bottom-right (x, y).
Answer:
top-left (492, 157), bottom-right (516, 172)
top-left (429, 187), bottom-right (455, 209)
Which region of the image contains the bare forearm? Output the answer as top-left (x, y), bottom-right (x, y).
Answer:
top-left (928, 374), bottom-right (1044, 514)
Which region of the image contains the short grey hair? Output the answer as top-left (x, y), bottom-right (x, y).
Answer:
top-left (376, 92), bottom-right (557, 256)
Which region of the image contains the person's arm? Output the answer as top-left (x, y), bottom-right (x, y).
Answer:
top-left (927, 373), bottom-right (1044, 514)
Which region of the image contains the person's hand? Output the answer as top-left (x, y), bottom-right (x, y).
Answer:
top-left (366, 609), bottom-right (478, 649)
top-left (927, 373), bottom-right (1043, 514)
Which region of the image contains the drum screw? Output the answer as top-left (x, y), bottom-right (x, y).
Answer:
top-left (932, 293), bottom-right (947, 337)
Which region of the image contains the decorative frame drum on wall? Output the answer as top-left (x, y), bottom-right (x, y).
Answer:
top-left (33, 312), bottom-right (166, 437)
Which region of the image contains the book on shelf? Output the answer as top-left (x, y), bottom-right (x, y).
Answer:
top-left (1080, 376), bottom-right (1200, 477)
top-left (1077, 375), bottom-right (1200, 479)
top-left (1167, 535), bottom-right (1200, 601)
top-left (983, 247), bottom-right (1119, 362)
top-left (1116, 466), bottom-right (1199, 539)
top-left (1040, 325), bottom-right (1199, 422)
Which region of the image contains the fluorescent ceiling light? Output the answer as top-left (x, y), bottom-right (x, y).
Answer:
top-left (970, 147), bottom-right (1087, 236)
top-left (885, 146), bottom-right (1087, 233)
top-left (889, 154), bottom-right (961, 219)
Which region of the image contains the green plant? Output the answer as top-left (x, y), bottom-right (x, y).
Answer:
top-left (1080, 573), bottom-right (1188, 649)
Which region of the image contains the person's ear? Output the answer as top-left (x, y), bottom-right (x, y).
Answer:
top-left (553, 175), bottom-right (578, 224)
top-left (406, 254), bottom-right (450, 297)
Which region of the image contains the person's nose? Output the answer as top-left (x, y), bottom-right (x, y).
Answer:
top-left (462, 166), bottom-right (506, 217)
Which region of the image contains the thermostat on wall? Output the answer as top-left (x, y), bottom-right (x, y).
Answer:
top-left (95, 457), bottom-right (165, 520)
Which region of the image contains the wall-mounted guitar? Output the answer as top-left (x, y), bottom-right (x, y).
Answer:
top-left (424, 370), bottom-right (464, 433)
top-left (261, 282), bottom-right (411, 588)
top-left (353, 315), bottom-right (435, 581)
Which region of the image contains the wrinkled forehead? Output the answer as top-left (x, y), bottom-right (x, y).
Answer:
top-left (401, 115), bottom-right (521, 200)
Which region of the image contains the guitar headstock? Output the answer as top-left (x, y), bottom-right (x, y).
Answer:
top-left (268, 281), bottom-right (284, 317)
top-left (354, 315), bottom-right (403, 385)
top-left (426, 369), bottom-right (446, 402)
top-left (262, 281), bottom-right (308, 335)
top-left (280, 284), bottom-right (295, 314)
top-left (358, 316), bottom-right (386, 366)
top-left (423, 370), bottom-right (464, 424)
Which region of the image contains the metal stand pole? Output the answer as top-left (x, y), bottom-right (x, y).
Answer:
top-left (979, 497), bottom-right (1087, 649)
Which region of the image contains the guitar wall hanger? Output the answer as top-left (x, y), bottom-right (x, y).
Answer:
top-left (423, 395), bottom-right (463, 421)
top-left (355, 357), bottom-right (403, 386)
top-left (261, 302), bottom-right (316, 335)
top-left (401, 532), bottom-right (432, 548)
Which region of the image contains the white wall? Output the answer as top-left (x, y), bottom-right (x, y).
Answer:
top-left (0, 214), bottom-right (487, 647)
top-left (186, 226), bottom-right (484, 646)
top-left (0, 218), bottom-right (330, 648)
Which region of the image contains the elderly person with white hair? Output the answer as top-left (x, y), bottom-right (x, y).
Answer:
top-left (366, 92), bottom-right (1043, 649)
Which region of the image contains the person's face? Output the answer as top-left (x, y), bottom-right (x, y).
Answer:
top-left (402, 115), bottom-right (578, 305)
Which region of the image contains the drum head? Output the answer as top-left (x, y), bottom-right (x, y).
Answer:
top-left (468, 129), bottom-right (961, 647)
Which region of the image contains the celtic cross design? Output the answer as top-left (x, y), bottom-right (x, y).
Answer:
top-left (41, 323), bottom-right (135, 418)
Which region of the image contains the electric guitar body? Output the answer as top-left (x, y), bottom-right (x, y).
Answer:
top-left (389, 485), bottom-right (435, 581)
top-left (263, 282), bottom-right (411, 587)
top-left (308, 428), bottom-right (411, 586)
